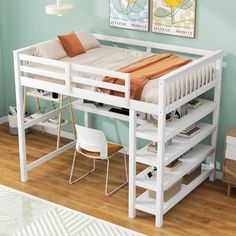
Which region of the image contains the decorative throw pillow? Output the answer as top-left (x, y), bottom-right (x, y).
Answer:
top-left (35, 39), bottom-right (67, 59)
top-left (76, 32), bottom-right (101, 50)
top-left (58, 32), bottom-right (86, 57)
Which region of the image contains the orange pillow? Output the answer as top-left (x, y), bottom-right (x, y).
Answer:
top-left (58, 32), bottom-right (86, 57)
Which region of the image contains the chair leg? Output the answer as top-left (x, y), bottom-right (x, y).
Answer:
top-left (105, 154), bottom-right (128, 196)
top-left (69, 150), bottom-right (96, 185)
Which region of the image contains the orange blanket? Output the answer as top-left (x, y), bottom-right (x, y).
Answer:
top-left (102, 54), bottom-right (192, 100)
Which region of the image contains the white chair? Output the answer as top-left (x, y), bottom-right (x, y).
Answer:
top-left (69, 125), bottom-right (128, 196)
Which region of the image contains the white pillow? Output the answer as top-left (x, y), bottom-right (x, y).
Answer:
top-left (35, 39), bottom-right (67, 59)
top-left (76, 32), bottom-right (101, 50)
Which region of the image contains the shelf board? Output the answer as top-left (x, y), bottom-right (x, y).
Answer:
top-left (135, 164), bottom-right (213, 216)
top-left (136, 144), bottom-right (214, 191)
top-left (40, 119), bottom-right (69, 129)
top-left (73, 99), bottom-right (146, 125)
top-left (25, 113), bottom-right (69, 129)
top-left (136, 99), bottom-right (216, 142)
top-left (136, 122), bottom-right (215, 167)
top-left (27, 89), bottom-right (66, 103)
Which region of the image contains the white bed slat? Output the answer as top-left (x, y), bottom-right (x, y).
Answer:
top-left (19, 54), bottom-right (66, 68)
top-left (181, 77), bottom-right (184, 98)
top-left (171, 82), bottom-right (175, 103)
top-left (176, 79), bottom-right (179, 101)
top-left (71, 76), bottom-right (126, 92)
top-left (166, 84), bottom-right (170, 105)
top-left (205, 65), bottom-right (208, 84)
top-left (20, 76), bottom-right (67, 94)
top-left (20, 66), bottom-right (65, 81)
top-left (157, 50), bottom-right (222, 83)
top-left (72, 64), bottom-right (130, 81)
top-left (166, 79), bottom-right (217, 113)
top-left (210, 64), bottom-right (213, 82)
top-left (202, 67), bottom-right (205, 86)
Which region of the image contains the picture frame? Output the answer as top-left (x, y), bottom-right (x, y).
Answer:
top-left (152, 0), bottom-right (197, 38)
top-left (110, 0), bottom-right (150, 32)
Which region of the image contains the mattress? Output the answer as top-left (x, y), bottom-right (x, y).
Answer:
top-left (29, 46), bottom-right (214, 104)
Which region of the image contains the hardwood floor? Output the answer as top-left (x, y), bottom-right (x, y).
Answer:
top-left (0, 123), bottom-right (236, 235)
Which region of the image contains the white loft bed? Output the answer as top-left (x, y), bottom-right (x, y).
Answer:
top-left (13, 33), bottom-right (223, 228)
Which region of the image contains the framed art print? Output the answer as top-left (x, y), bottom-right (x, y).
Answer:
top-left (110, 0), bottom-right (150, 32)
top-left (152, 0), bottom-right (196, 38)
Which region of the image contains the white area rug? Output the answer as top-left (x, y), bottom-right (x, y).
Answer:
top-left (0, 185), bottom-right (144, 236)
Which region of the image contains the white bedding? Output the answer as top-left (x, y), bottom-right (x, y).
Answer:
top-left (61, 46), bottom-right (154, 70)
top-left (29, 46), bottom-right (214, 104)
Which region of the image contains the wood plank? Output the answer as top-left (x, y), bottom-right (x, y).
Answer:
top-left (0, 123), bottom-right (236, 235)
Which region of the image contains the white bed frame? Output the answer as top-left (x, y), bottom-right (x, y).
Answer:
top-left (13, 33), bottom-right (223, 227)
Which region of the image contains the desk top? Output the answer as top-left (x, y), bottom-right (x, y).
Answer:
top-left (226, 127), bottom-right (236, 137)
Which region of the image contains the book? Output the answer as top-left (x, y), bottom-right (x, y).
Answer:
top-left (181, 123), bottom-right (197, 134)
top-left (188, 99), bottom-right (202, 109)
top-left (178, 127), bottom-right (200, 138)
top-left (147, 142), bottom-right (157, 153)
top-left (165, 159), bottom-right (183, 172)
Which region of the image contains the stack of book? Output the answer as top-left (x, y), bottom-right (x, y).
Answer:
top-left (165, 158), bottom-right (183, 172)
top-left (178, 123), bottom-right (200, 139)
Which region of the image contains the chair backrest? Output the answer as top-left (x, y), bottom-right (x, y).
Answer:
top-left (75, 125), bottom-right (108, 159)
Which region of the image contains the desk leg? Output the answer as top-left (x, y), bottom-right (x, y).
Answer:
top-left (227, 184), bottom-right (231, 197)
top-left (56, 95), bottom-right (63, 149)
top-left (68, 97), bottom-right (76, 140)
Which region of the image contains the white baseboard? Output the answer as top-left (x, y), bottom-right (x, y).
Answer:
top-left (0, 116), bottom-right (8, 124)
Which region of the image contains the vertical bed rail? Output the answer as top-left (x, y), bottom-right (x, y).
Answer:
top-left (13, 50), bottom-right (28, 182)
top-left (128, 109), bottom-right (137, 218)
top-left (210, 52), bottom-right (223, 180)
top-left (156, 78), bottom-right (167, 227)
top-left (125, 75), bottom-right (131, 106)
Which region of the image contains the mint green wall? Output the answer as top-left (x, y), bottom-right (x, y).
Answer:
top-left (0, 0), bottom-right (236, 171)
top-left (0, 38), bottom-right (5, 117)
top-left (0, 0), bottom-right (6, 117)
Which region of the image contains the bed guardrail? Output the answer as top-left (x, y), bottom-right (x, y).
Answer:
top-left (159, 50), bottom-right (223, 113)
top-left (93, 33), bottom-right (212, 56)
top-left (18, 54), bottom-right (131, 107)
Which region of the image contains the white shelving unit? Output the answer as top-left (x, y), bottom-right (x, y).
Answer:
top-left (136, 99), bottom-right (216, 142)
top-left (129, 96), bottom-right (220, 227)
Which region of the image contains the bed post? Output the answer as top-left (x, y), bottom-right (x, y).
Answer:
top-left (128, 109), bottom-right (137, 218)
top-left (13, 51), bottom-right (28, 182)
top-left (156, 79), bottom-right (166, 228)
top-left (210, 51), bottom-right (223, 181)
